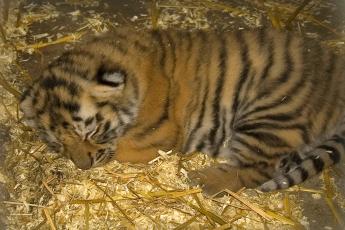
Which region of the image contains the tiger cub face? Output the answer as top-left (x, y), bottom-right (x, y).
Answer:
top-left (20, 45), bottom-right (140, 169)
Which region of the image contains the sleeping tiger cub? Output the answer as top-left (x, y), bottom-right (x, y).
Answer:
top-left (20, 28), bottom-right (345, 195)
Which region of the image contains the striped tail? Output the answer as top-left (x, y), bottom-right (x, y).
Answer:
top-left (258, 133), bottom-right (345, 192)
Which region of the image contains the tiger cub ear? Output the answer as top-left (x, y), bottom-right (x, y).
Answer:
top-left (92, 64), bottom-right (127, 98)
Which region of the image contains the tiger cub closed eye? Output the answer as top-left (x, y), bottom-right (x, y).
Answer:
top-left (20, 28), bottom-right (345, 195)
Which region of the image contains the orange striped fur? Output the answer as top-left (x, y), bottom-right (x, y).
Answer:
top-left (20, 28), bottom-right (345, 194)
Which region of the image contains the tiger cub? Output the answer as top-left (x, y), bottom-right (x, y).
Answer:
top-left (20, 28), bottom-right (345, 195)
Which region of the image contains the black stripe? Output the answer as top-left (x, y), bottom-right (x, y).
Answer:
top-left (237, 31), bottom-right (269, 111)
top-left (298, 166), bottom-right (309, 182)
top-left (52, 62), bottom-right (91, 80)
top-left (256, 29), bottom-right (266, 48)
top-left (276, 34), bottom-right (293, 84)
top-left (40, 75), bottom-right (79, 96)
top-left (318, 145), bottom-right (341, 163)
top-left (291, 152), bottom-right (303, 165)
top-left (235, 120), bottom-right (310, 144)
top-left (250, 34), bottom-right (292, 103)
top-left (185, 31), bottom-right (193, 53)
top-left (234, 136), bottom-right (273, 160)
top-left (165, 32), bottom-right (180, 146)
top-left (165, 32), bottom-right (177, 79)
top-left (97, 128), bottom-right (118, 144)
top-left (119, 106), bottom-right (134, 117)
top-left (102, 121), bottom-right (111, 134)
top-left (49, 124), bottom-right (56, 131)
top-left (152, 30), bottom-right (166, 70)
top-left (96, 150), bottom-right (106, 161)
top-left (240, 130), bottom-right (290, 148)
top-left (230, 32), bottom-right (250, 125)
top-left (32, 97), bottom-right (38, 106)
top-left (96, 101), bottom-right (109, 108)
top-left (85, 117), bottom-right (94, 126)
top-left (134, 31), bottom-right (171, 138)
top-left (72, 116), bottom-right (83, 122)
top-left (209, 35), bottom-right (227, 149)
top-left (185, 83), bottom-right (209, 152)
top-left (95, 113), bottom-right (104, 122)
top-left (259, 31), bottom-right (274, 81)
top-left (195, 134), bottom-right (207, 152)
top-left (239, 31), bottom-right (274, 113)
top-left (213, 109), bottom-right (227, 156)
top-left (236, 122), bottom-right (298, 131)
top-left (331, 134), bottom-right (345, 150)
top-left (51, 50), bottom-right (96, 80)
top-left (239, 70), bottom-right (255, 104)
top-left (51, 95), bottom-right (62, 108)
top-left (240, 36), bottom-right (309, 123)
top-left (254, 113), bottom-right (295, 121)
top-left (311, 155), bottom-right (325, 172)
top-left (183, 33), bottom-right (209, 152)
top-left (184, 31), bottom-right (207, 119)
top-left (62, 121), bottom-right (70, 129)
top-left (63, 102), bottom-right (80, 112)
top-left (139, 32), bottom-right (174, 136)
top-left (183, 31), bottom-right (193, 69)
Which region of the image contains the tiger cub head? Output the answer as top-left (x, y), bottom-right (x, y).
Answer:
top-left (20, 37), bottom-right (145, 170)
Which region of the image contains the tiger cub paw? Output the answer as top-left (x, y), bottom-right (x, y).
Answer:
top-left (188, 165), bottom-right (245, 197)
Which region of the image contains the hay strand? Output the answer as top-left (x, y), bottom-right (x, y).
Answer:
top-left (323, 169), bottom-right (344, 227)
top-left (149, 0), bottom-right (160, 29)
top-left (92, 180), bottom-right (136, 226)
top-left (43, 208), bottom-right (57, 230)
top-left (16, 32), bottom-right (86, 51)
top-left (84, 203), bottom-right (90, 230)
top-left (2, 201), bottom-right (49, 209)
top-left (285, 0), bottom-right (313, 28)
top-left (223, 189), bottom-right (271, 220)
top-left (173, 214), bottom-right (201, 230)
top-left (0, 72), bottom-right (21, 99)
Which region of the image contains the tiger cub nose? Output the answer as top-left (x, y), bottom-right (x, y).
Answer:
top-left (71, 151), bottom-right (93, 170)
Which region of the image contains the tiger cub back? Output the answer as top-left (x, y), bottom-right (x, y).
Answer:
top-left (20, 28), bottom-right (345, 194)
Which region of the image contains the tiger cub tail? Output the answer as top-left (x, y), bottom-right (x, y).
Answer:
top-left (259, 122), bottom-right (345, 192)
